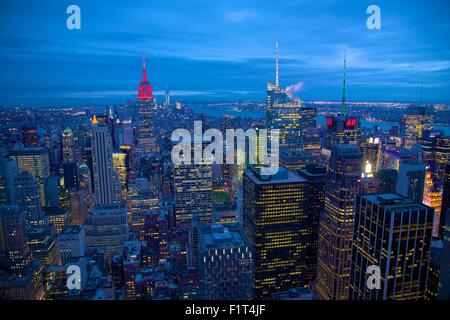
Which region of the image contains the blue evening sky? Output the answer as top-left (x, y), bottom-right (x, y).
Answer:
top-left (0, 0), bottom-right (449, 105)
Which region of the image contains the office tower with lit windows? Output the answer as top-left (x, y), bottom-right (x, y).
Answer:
top-left (13, 171), bottom-right (42, 222)
top-left (197, 224), bottom-right (253, 300)
top-left (435, 136), bottom-right (450, 187)
top-left (361, 137), bottom-right (381, 175)
top-left (314, 144), bottom-right (362, 300)
top-left (349, 193), bottom-right (433, 300)
top-left (266, 42), bottom-right (305, 153)
top-left (0, 205), bottom-right (33, 276)
top-left (127, 178), bottom-right (159, 240)
top-left (439, 162), bottom-right (450, 239)
top-left (85, 203), bottom-right (128, 259)
top-left (11, 146), bottom-right (50, 204)
top-left (62, 127), bottom-right (75, 163)
top-left (91, 123), bottom-right (122, 205)
top-left (423, 170), bottom-right (442, 236)
top-left (298, 164), bottom-right (327, 283)
top-left (403, 105), bottom-right (434, 149)
top-left (396, 160), bottom-right (426, 203)
top-left (85, 118), bottom-right (127, 260)
top-left (137, 58), bottom-right (159, 155)
top-left (26, 225), bottom-right (60, 267)
top-left (113, 146), bottom-right (131, 198)
top-left (0, 205), bottom-right (44, 300)
top-left (243, 166), bottom-right (312, 299)
top-left (0, 151), bottom-right (17, 205)
top-left (438, 206), bottom-right (450, 299)
top-left (173, 156), bottom-right (212, 228)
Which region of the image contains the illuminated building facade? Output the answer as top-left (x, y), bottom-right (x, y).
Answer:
top-left (61, 127), bottom-right (75, 163)
top-left (423, 170), bottom-right (442, 236)
top-left (11, 146), bottom-right (50, 204)
top-left (13, 170), bottom-right (42, 222)
top-left (403, 105), bottom-right (434, 149)
top-left (137, 58), bottom-right (159, 155)
top-left (396, 160), bottom-right (426, 203)
top-left (174, 160), bottom-right (212, 228)
top-left (324, 116), bottom-right (360, 151)
top-left (198, 224), bottom-right (253, 300)
top-left (349, 193), bottom-right (433, 300)
top-left (91, 123), bottom-right (122, 206)
top-left (361, 137), bottom-right (381, 175)
top-left (298, 164), bottom-right (327, 284)
top-left (243, 166), bottom-right (312, 299)
top-left (315, 144), bottom-right (361, 300)
top-left (439, 162), bottom-right (450, 239)
top-left (85, 203), bottom-right (129, 259)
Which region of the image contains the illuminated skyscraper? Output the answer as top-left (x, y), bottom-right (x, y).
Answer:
top-left (361, 137), bottom-right (381, 175)
top-left (113, 146), bottom-right (131, 198)
top-left (298, 164), bottom-right (327, 283)
top-left (349, 193), bottom-right (433, 300)
top-left (85, 203), bottom-right (128, 259)
top-left (403, 105), bottom-right (434, 149)
top-left (396, 160), bottom-right (426, 203)
top-left (423, 170), bottom-right (442, 236)
top-left (324, 52), bottom-right (360, 153)
top-left (91, 123), bottom-right (121, 206)
top-left (197, 224), bottom-right (253, 300)
top-left (439, 162), bottom-right (450, 239)
top-left (13, 171), bottom-right (42, 222)
top-left (61, 127), bottom-right (75, 163)
top-left (174, 160), bottom-right (212, 227)
top-left (137, 58), bottom-right (159, 155)
top-left (438, 203), bottom-right (450, 299)
top-left (0, 205), bottom-right (32, 276)
top-left (11, 146), bottom-right (50, 204)
top-left (266, 42), bottom-right (303, 153)
top-left (315, 144), bottom-right (361, 300)
top-left (243, 166), bottom-right (313, 298)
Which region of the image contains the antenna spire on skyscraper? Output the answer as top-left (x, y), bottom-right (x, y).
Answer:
top-left (341, 49), bottom-right (347, 115)
top-left (276, 41), bottom-right (279, 87)
top-left (142, 56), bottom-right (147, 82)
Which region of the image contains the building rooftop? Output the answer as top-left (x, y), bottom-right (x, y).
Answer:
top-left (362, 193), bottom-right (432, 211)
top-left (245, 166), bottom-right (307, 185)
top-left (199, 224), bottom-right (248, 250)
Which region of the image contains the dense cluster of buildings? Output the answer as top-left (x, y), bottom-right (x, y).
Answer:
top-left (0, 44), bottom-right (449, 300)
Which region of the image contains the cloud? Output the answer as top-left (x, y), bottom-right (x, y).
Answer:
top-left (225, 10), bottom-right (257, 23)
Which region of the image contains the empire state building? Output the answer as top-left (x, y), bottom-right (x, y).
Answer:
top-left (137, 58), bottom-right (159, 155)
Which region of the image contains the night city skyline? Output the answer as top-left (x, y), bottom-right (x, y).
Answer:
top-left (0, 0), bottom-right (450, 311)
top-left (0, 0), bottom-right (449, 106)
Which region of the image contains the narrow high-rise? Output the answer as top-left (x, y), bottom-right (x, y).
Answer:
top-left (314, 144), bottom-right (362, 300)
top-left (137, 58), bottom-right (159, 155)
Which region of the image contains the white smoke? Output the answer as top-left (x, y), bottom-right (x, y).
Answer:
top-left (286, 81), bottom-right (305, 94)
